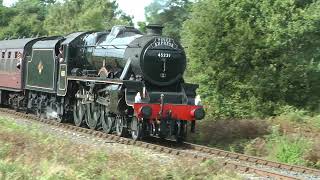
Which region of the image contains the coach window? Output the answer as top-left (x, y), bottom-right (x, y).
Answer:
top-left (8, 52), bottom-right (11, 59)
top-left (1, 52), bottom-right (5, 59)
top-left (15, 52), bottom-right (18, 59)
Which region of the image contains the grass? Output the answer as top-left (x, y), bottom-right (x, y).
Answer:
top-left (244, 125), bottom-right (315, 167)
top-left (0, 116), bottom-right (242, 180)
top-left (275, 105), bottom-right (320, 131)
top-left (188, 107), bottom-right (320, 169)
top-left (265, 126), bottom-right (311, 166)
top-left (268, 107), bottom-right (320, 168)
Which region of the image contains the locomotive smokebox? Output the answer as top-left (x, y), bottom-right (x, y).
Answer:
top-left (146, 24), bottom-right (164, 35)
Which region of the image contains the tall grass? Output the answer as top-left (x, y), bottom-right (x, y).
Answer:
top-left (266, 126), bottom-right (310, 165)
top-left (276, 105), bottom-right (320, 129)
top-left (0, 116), bottom-right (242, 179)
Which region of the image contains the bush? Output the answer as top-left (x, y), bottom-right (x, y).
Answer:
top-left (305, 143), bottom-right (320, 169)
top-left (310, 115), bottom-right (320, 129)
top-left (244, 137), bottom-right (268, 157)
top-left (276, 106), bottom-right (309, 123)
top-left (266, 126), bottom-right (310, 166)
top-left (274, 105), bottom-right (320, 131)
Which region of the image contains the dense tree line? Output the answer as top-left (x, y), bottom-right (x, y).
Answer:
top-left (182, 0), bottom-right (320, 118)
top-left (0, 0), bottom-right (132, 38)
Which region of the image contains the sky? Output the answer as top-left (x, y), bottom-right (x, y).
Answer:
top-left (3, 0), bottom-right (153, 24)
top-left (117, 0), bottom-right (152, 24)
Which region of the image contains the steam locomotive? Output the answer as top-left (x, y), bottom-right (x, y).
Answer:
top-left (0, 25), bottom-right (205, 141)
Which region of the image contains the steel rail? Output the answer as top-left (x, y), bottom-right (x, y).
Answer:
top-left (183, 142), bottom-right (320, 176)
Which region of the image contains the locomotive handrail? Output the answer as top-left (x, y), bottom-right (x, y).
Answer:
top-left (67, 76), bottom-right (123, 85)
top-left (83, 44), bottom-right (141, 49)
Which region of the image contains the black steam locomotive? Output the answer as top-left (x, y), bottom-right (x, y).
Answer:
top-left (0, 25), bottom-right (205, 141)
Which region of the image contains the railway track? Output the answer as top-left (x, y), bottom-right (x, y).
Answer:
top-left (0, 107), bottom-right (319, 180)
top-left (184, 143), bottom-right (320, 179)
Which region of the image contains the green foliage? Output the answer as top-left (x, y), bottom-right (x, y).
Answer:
top-left (275, 105), bottom-right (320, 128)
top-left (0, 117), bottom-right (26, 132)
top-left (137, 21), bottom-right (147, 33)
top-left (277, 105), bottom-right (309, 123)
top-left (244, 137), bottom-right (268, 157)
top-left (0, 0), bottom-right (53, 38)
top-left (244, 125), bottom-right (315, 167)
top-left (0, 0), bottom-right (133, 38)
top-left (182, 0), bottom-right (320, 118)
top-left (44, 0), bottom-right (132, 35)
top-left (310, 115), bottom-right (320, 129)
top-left (0, 161), bottom-right (32, 180)
top-left (145, 0), bottom-right (192, 40)
top-left (0, 4), bottom-right (15, 27)
top-left (266, 126), bottom-right (310, 165)
top-left (0, 143), bottom-right (10, 159)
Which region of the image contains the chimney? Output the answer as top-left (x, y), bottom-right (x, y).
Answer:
top-left (146, 24), bottom-right (164, 35)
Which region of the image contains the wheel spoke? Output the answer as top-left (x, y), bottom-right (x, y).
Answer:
top-left (131, 117), bottom-right (143, 140)
top-left (86, 103), bottom-right (101, 130)
top-left (73, 99), bottom-right (85, 127)
top-left (116, 115), bottom-right (127, 137)
top-left (101, 106), bottom-right (114, 134)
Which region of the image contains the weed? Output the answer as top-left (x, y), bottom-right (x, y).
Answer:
top-left (305, 142), bottom-right (320, 169)
top-left (0, 117), bottom-right (25, 132)
top-left (0, 143), bottom-right (10, 159)
top-left (275, 105), bottom-right (320, 131)
top-left (266, 126), bottom-right (310, 166)
top-left (244, 137), bottom-right (268, 157)
top-left (0, 160), bottom-right (31, 180)
top-left (276, 105), bottom-right (309, 123)
top-left (310, 115), bottom-right (320, 129)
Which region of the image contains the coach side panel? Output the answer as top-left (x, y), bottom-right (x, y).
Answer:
top-left (0, 49), bottom-right (23, 91)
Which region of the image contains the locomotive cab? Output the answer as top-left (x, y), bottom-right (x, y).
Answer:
top-left (25, 36), bottom-right (64, 93)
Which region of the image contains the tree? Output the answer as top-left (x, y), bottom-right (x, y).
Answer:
top-left (137, 21), bottom-right (147, 33)
top-left (182, 0), bottom-right (320, 118)
top-left (0, 0), bottom-right (133, 38)
top-left (144, 0), bottom-right (192, 40)
top-left (44, 0), bottom-right (133, 35)
top-left (0, 3), bottom-right (15, 39)
top-left (0, 0), bottom-right (54, 39)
